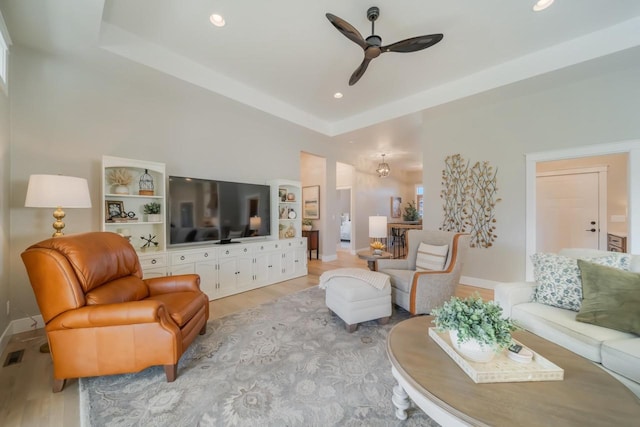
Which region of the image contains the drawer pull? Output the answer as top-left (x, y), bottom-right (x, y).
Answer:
top-left (204, 253), bottom-right (209, 257)
top-left (151, 259), bottom-right (157, 265)
top-left (180, 255), bottom-right (185, 260)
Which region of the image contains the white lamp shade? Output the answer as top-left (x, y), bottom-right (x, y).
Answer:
top-left (249, 216), bottom-right (261, 230)
top-left (25, 174), bottom-right (92, 208)
top-left (369, 216), bottom-right (387, 238)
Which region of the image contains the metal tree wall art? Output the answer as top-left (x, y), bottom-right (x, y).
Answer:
top-left (440, 154), bottom-right (502, 248)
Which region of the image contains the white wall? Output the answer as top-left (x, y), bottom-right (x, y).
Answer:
top-left (7, 45), bottom-right (351, 318)
top-left (422, 55), bottom-right (640, 282)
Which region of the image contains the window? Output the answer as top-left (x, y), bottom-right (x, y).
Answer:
top-left (415, 185), bottom-right (424, 218)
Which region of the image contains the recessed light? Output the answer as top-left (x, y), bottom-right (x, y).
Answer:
top-left (209, 14), bottom-right (226, 27)
top-left (334, 92), bottom-right (343, 99)
top-left (533, 0), bottom-right (554, 12)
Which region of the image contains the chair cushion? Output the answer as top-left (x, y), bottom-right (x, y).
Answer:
top-left (511, 302), bottom-right (635, 362)
top-left (601, 338), bottom-right (640, 383)
top-left (415, 243), bottom-right (448, 271)
top-left (379, 269), bottom-right (415, 293)
top-left (85, 276), bottom-right (149, 305)
top-left (576, 260), bottom-right (640, 335)
top-left (147, 291), bottom-right (208, 327)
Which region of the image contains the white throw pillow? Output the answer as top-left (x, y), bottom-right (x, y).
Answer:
top-left (416, 243), bottom-right (449, 271)
top-left (531, 252), bottom-right (631, 311)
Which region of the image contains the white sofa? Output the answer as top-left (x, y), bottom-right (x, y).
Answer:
top-left (495, 248), bottom-right (640, 397)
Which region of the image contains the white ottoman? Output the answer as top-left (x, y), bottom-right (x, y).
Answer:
top-left (321, 269), bottom-right (392, 332)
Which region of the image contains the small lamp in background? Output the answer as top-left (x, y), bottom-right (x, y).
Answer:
top-left (249, 216), bottom-right (261, 236)
top-left (25, 174), bottom-right (92, 237)
top-left (369, 215), bottom-right (387, 253)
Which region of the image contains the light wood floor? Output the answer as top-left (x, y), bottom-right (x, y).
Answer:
top-left (0, 252), bottom-right (366, 427)
top-left (0, 251), bottom-right (491, 426)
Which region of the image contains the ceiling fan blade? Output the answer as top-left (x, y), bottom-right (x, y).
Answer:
top-left (382, 34), bottom-right (444, 53)
top-left (326, 13), bottom-right (367, 50)
top-left (349, 58), bottom-right (372, 86)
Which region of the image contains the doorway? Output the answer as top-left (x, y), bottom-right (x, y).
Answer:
top-left (536, 167), bottom-right (607, 253)
top-left (525, 142), bottom-right (639, 280)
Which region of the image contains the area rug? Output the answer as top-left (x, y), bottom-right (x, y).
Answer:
top-left (79, 286), bottom-right (438, 426)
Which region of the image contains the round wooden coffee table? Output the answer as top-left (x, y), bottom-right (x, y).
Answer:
top-left (357, 250), bottom-right (392, 271)
top-left (387, 316), bottom-right (640, 426)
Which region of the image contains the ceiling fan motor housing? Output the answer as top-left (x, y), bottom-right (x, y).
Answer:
top-left (367, 7), bottom-right (380, 22)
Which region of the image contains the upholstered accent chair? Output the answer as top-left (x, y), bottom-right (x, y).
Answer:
top-left (377, 230), bottom-right (469, 315)
top-left (21, 232), bottom-right (209, 392)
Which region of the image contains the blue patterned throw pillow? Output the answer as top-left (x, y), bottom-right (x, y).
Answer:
top-left (531, 252), bottom-right (630, 311)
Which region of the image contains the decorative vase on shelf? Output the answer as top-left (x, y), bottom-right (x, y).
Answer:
top-left (302, 225), bottom-right (312, 231)
top-left (147, 214), bottom-right (162, 223)
top-left (114, 184), bottom-right (129, 195)
top-left (449, 330), bottom-right (496, 363)
top-left (373, 249), bottom-right (382, 255)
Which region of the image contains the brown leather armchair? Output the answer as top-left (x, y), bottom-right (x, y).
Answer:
top-left (21, 232), bottom-right (209, 392)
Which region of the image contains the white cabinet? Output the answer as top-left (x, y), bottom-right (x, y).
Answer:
top-left (269, 179), bottom-right (302, 240)
top-left (102, 156), bottom-right (166, 252)
top-left (253, 241), bottom-right (283, 284)
top-left (147, 239), bottom-right (307, 301)
top-left (281, 238), bottom-right (307, 279)
top-left (139, 253), bottom-right (168, 279)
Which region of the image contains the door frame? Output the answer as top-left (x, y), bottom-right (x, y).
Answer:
top-left (525, 139), bottom-right (640, 280)
top-left (536, 166), bottom-right (608, 252)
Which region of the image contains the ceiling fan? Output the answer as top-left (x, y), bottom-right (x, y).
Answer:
top-left (326, 6), bottom-right (443, 86)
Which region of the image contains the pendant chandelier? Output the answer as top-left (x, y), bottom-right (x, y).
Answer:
top-left (376, 154), bottom-right (390, 177)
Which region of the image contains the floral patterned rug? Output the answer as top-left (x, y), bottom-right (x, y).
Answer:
top-left (79, 286), bottom-right (438, 426)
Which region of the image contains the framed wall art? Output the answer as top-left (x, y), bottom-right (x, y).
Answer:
top-left (302, 185), bottom-right (320, 219)
top-left (105, 200), bottom-right (124, 220)
top-left (391, 196), bottom-right (402, 218)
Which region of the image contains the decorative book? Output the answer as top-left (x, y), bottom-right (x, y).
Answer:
top-left (428, 328), bottom-right (564, 384)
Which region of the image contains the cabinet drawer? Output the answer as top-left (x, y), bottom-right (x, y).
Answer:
top-left (218, 245), bottom-right (252, 258)
top-left (607, 234), bottom-right (624, 247)
top-left (139, 253), bottom-right (168, 268)
top-left (171, 250), bottom-right (215, 265)
top-left (255, 241), bottom-right (281, 252)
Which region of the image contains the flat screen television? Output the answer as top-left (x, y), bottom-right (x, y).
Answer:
top-left (168, 176), bottom-right (271, 246)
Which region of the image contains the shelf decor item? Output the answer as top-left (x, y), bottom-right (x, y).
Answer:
top-left (138, 169), bottom-right (154, 195)
top-left (302, 185), bottom-right (320, 219)
top-left (370, 240), bottom-right (386, 255)
top-left (431, 294), bottom-right (515, 363)
top-left (107, 168), bottom-right (133, 195)
top-left (143, 202), bottom-right (161, 222)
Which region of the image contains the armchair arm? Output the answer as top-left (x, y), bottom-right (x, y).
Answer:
top-left (146, 274), bottom-right (202, 295)
top-left (494, 281), bottom-right (537, 318)
top-left (46, 300), bottom-right (170, 329)
top-left (377, 259), bottom-right (409, 270)
top-left (412, 270), bottom-right (459, 314)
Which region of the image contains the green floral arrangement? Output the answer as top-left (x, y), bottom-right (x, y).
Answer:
top-left (302, 218), bottom-right (313, 226)
top-left (403, 201), bottom-right (420, 221)
top-left (143, 202), bottom-right (161, 215)
top-left (431, 294), bottom-right (515, 349)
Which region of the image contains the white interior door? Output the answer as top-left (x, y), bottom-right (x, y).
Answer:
top-left (536, 170), bottom-right (605, 253)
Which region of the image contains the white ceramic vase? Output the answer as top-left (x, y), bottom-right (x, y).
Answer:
top-left (449, 330), bottom-right (496, 363)
top-left (147, 214), bottom-right (162, 223)
top-left (113, 184), bottom-right (129, 195)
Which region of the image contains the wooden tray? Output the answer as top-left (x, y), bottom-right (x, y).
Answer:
top-left (428, 328), bottom-right (564, 384)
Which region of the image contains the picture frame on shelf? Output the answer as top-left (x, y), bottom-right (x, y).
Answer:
top-left (105, 200), bottom-right (124, 220)
top-left (391, 196), bottom-right (402, 218)
top-left (302, 185), bottom-right (320, 219)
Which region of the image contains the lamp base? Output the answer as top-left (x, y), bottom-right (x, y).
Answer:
top-left (52, 206), bottom-right (66, 237)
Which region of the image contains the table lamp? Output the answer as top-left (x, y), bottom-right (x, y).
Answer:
top-left (249, 216), bottom-right (261, 236)
top-left (369, 215), bottom-right (387, 246)
top-left (25, 174), bottom-right (92, 237)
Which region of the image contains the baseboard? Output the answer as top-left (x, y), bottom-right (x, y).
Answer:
top-left (459, 276), bottom-right (500, 290)
top-left (321, 254), bottom-right (337, 262)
